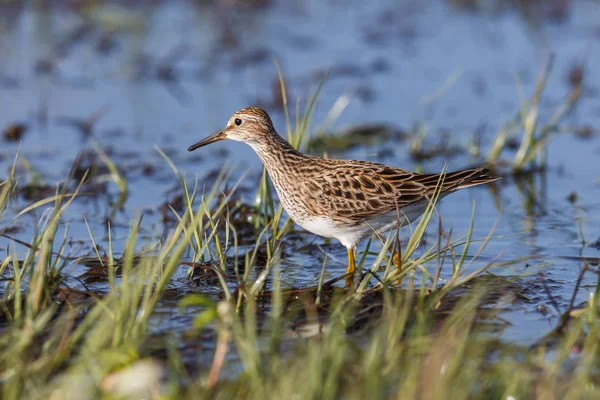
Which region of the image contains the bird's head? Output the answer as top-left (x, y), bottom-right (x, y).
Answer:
top-left (188, 107), bottom-right (276, 151)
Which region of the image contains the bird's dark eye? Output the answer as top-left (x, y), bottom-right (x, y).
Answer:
top-left (234, 118), bottom-right (242, 126)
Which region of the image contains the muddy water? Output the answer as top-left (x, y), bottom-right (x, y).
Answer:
top-left (0, 0), bottom-right (599, 348)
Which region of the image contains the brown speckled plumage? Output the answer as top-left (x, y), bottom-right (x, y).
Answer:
top-left (188, 107), bottom-right (499, 274)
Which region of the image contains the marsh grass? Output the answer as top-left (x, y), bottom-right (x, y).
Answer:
top-left (2, 140), bottom-right (597, 399)
top-left (486, 54), bottom-right (583, 172)
top-left (0, 78), bottom-right (598, 400)
top-left (176, 270), bottom-right (599, 400)
top-left (0, 0), bottom-right (597, 397)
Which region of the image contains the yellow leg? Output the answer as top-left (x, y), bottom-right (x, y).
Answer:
top-left (345, 248), bottom-right (356, 275)
top-left (390, 237), bottom-right (403, 284)
top-left (345, 247), bottom-right (356, 287)
top-left (392, 251), bottom-right (402, 274)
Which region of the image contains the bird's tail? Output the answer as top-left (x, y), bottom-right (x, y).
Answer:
top-left (414, 168), bottom-right (500, 193)
top-left (453, 168), bottom-right (501, 189)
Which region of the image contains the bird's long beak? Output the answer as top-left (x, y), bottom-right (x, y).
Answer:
top-left (188, 129), bottom-right (226, 152)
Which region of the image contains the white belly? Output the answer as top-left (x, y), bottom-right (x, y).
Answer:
top-left (295, 202), bottom-right (429, 249)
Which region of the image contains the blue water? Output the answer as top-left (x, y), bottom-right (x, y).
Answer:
top-left (0, 0), bottom-right (599, 346)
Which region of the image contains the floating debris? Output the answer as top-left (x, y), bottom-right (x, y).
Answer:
top-left (2, 123), bottom-right (27, 142)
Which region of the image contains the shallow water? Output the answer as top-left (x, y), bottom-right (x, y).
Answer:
top-left (0, 0), bottom-right (599, 351)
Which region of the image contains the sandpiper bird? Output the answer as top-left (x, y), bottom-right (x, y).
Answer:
top-left (188, 107), bottom-right (498, 277)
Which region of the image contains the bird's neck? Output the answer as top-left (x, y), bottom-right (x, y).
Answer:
top-left (248, 131), bottom-right (311, 201)
top-left (249, 130), bottom-right (307, 170)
